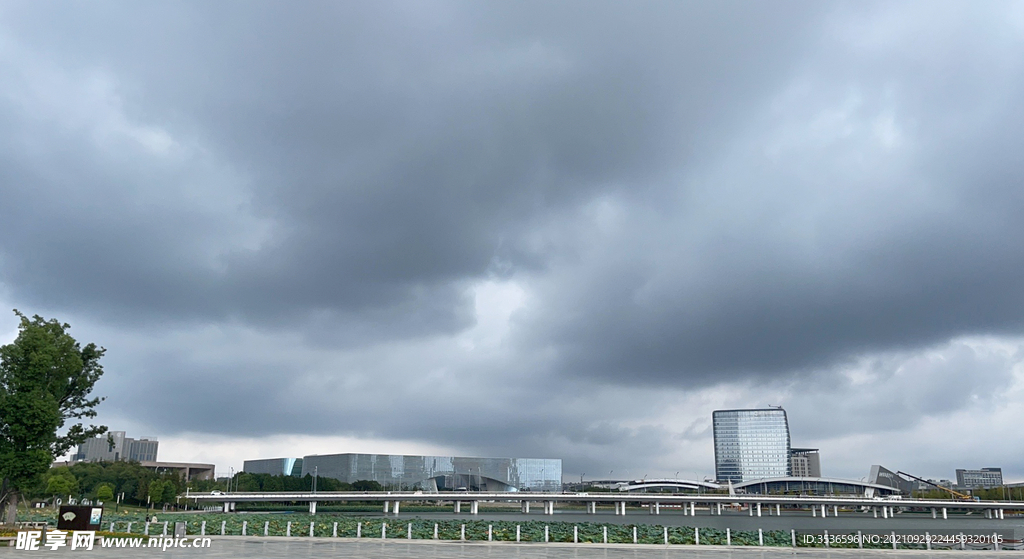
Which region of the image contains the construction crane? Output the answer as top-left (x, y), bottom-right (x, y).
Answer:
top-left (897, 471), bottom-right (975, 501)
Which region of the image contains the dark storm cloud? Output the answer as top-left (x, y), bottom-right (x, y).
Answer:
top-left (516, 1), bottom-right (1024, 385)
top-left (0, 0), bottom-right (820, 339)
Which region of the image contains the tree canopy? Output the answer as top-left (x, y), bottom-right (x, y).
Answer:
top-left (0, 310), bottom-right (106, 522)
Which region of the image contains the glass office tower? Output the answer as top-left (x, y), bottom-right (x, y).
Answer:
top-left (713, 408), bottom-right (791, 483)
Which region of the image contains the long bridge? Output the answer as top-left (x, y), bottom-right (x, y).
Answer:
top-left (188, 490), bottom-right (1019, 520)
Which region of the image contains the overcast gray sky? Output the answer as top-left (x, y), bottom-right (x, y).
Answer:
top-left (2, 0), bottom-right (1024, 483)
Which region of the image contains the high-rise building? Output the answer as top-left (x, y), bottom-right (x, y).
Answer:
top-left (790, 448), bottom-right (821, 477)
top-left (73, 431), bottom-right (158, 463)
top-left (956, 468), bottom-right (1003, 489)
top-left (713, 408), bottom-right (791, 483)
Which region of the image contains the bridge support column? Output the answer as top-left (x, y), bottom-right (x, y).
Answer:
top-left (776, 504), bottom-right (781, 516)
top-left (717, 502), bottom-right (722, 515)
top-left (547, 501), bottom-right (555, 515)
top-left (999, 509), bottom-right (1004, 520)
top-left (757, 503), bottom-right (762, 517)
top-left (222, 502), bottom-right (231, 513)
top-left (393, 501), bottom-right (400, 516)
top-left (309, 501), bottom-right (317, 515)
top-left (454, 501), bottom-right (461, 514)
top-left (986, 509), bottom-right (992, 519)
top-left (822, 504), bottom-right (827, 517)
top-left (383, 501), bottom-right (389, 514)
top-left (812, 506), bottom-right (816, 517)
top-left (521, 501), bottom-right (529, 514)
top-left (932, 508), bottom-right (937, 519)
top-left (882, 506), bottom-right (887, 519)
top-left (942, 507), bottom-right (947, 519)
top-left (693, 502), bottom-right (698, 516)
top-left (749, 505), bottom-right (753, 516)
top-left (833, 505), bottom-right (838, 517)
top-left (471, 501), bottom-right (478, 515)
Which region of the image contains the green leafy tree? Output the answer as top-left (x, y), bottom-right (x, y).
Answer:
top-left (148, 479), bottom-right (164, 506)
top-left (45, 472), bottom-right (79, 499)
top-left (0, 311), bottom-right (106, 522)
top-left (95, 483), bottom-right (114, 503)
top-left (352, 480), bottom-right (383, 491)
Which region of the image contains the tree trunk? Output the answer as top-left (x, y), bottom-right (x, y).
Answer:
top-left (3, 491), bottom-right (17, 525)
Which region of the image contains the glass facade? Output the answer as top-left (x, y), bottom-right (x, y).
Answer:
top-left (300, 453), bottom-right (562, 492)
top-left (243, 457), bottom-right (303, 477)
top-left (713, 408), bottom-right (791, 483)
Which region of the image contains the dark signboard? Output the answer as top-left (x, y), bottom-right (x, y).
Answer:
top-left (56, 506), bottom-right (103, 531)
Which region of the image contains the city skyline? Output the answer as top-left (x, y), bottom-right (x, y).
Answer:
top-left (2, 1), bottom-right (1024, 482)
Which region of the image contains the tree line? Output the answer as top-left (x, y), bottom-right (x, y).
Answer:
top-left (26, 460), bottom-right (387, 507)
top-left (225, 471), bottom-right (383, 493)
top-left (31, 461), bottom-right (187, 507)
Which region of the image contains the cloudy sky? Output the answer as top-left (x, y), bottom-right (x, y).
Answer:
top-left (2, 0), bottom-right (1024, 483)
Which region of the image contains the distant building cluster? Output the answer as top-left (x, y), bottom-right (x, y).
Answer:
top-left (74, 431), bottom-right (158, 462)
top-left (867, 464), bottom-right (1005, 494)
top-left (67, 430), bottom-right (214, 481)
top-left (243, 453), bottom-right (562, 493)
top-left (70, 416), bottom-right (1007, 498)
top-left (712, 408), bottom-right (820, 483)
